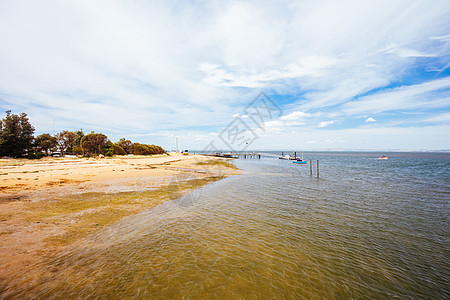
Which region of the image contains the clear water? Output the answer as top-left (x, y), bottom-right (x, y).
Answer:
top-left (6, 152), bottom-right (450, 299)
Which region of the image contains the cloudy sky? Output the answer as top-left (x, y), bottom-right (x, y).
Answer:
top-left (1, 0), bottom-right (449, 151)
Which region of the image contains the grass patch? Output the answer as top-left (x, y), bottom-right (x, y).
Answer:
top-left (196, 160), bottom-right (237, 169)
top-left (0, 161), bottom-right (26, 167)
top-left (0, 231), bottom-right (14, 236)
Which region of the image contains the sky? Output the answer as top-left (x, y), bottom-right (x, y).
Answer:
top-left (1, 0), bottom-right (450, 151)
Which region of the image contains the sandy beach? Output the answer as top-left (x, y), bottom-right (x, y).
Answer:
top-left (0, 153), bottom-right (240, 294)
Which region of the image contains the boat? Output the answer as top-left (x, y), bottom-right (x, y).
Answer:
top-left (378, 155), bottom-right (389, 160)
top-left (292, 150), bottom-right (308, 164)
top-left (279, 151), bottom-right (298, 160)
top-left (293, 159), bottom-right (308, 164)
top-left (279, 155), bottom-right (291, 160)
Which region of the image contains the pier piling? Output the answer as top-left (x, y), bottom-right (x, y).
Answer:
top-left (317, 160), bottom-right (319, 178)
top-left (310, 159), bottom-right (312, 176)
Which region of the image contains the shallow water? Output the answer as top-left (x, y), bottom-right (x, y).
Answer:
top-left (7, 152), bottom-right (450, 299)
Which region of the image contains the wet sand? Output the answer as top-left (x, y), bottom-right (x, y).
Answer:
top-left (0, 153), bottom-right (240, 295)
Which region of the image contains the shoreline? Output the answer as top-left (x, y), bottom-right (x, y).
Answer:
top-left (0, 153), bottom-right (240, 296)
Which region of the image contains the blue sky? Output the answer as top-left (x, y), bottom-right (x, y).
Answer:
top-left (0, 0), bottom-right (449, 151)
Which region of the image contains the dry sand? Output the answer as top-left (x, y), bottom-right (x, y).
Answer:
top-left (0, 153), bottom-right (237, 200)
top-left (0, 153), bottom-right (240, 295)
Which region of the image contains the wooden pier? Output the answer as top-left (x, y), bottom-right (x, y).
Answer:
top-left (211, 153), bottom-right (261, 159)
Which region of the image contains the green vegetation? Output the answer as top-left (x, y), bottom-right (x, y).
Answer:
top-left (196, 159), bottom-right (237, 169)
top-left (21, 175), bottom-right (225, 246)
top-left (56, 130), bottom-right (79, 155)
top-left (35, 133), bottom-right (57, 156)
top-left (0, 110), bottom-right (166, 158)
top-left (0, 110), bottom-right (35, 158)
top-left (133, 143), bottom-right (165, 155)
top-left (116, 138), bottom-right (133, 153)
top-left (80, 132), bottom-right (109, 155)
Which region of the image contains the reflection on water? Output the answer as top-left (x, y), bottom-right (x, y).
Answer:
top-left (7, 152), bottom-right (450, 299)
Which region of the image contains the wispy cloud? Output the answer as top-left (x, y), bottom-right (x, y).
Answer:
top-left (421, 112), bottom-right (450, 123)
top-left (318, 120), bottom-right (337, 128)
top-left (341, 77), bottom-right (450, 115)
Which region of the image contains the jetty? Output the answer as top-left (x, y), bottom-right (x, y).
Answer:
top-left (208, 152), bottom-right (261, 159)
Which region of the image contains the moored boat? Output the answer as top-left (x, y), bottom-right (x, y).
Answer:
top-left (279, 151), bottom-right (299, 160)
top-left (292, 150), bottom-right (308, 164)
top-left (293, 159), bottom-right (308, 164)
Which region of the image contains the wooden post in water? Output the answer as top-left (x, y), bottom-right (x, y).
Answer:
top-left (317, 160), bottom-right (319, 178)
top-left (310, 159), bottom-right (312, 175)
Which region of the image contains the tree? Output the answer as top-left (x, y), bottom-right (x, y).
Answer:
top-left (80, 132), bottom-right (109, 155)
top-left (71, 129), bottom-right (84, 155)
top-left (35, 133), bottom-right (57, 156)
top-left (117, 138), bottom-right (133, 154)
top-left (0, 110), bottom-right (35, 158)
top-left (56, 130), bottom-right (77, 155)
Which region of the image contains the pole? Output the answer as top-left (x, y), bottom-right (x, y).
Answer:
top-left (317, 160), bottom-right (319, 178)
top-left (310, 159), bottom-right (312, 175)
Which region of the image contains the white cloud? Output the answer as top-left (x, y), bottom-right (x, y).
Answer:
top-left (318, 120), bottom-right (337, 128)
top-left (199, 56), bottom-right (336, 88)
top-left (365, 117), bottom-right (376, 122)
top-left (281, 111), bottom-right (311, 120)
top-left (262, 120), bottom-right (284, 132)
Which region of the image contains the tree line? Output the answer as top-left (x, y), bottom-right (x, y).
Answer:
top-left (0, 110), bottom-right (165, 158)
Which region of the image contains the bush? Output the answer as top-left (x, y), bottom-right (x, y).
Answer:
top-left (103, 142), bottom-right (114, 157)
top-left (72, 145), bottom-right (82, 155)
top-left (133, 143), bottom-right (165, 155)
top-left (25, 151), bottom-right (46, 159)
top-left (113, 144), bottom-right (127, 155)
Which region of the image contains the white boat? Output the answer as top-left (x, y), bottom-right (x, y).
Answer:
top-left (279, 151), bottom-right (300, 160)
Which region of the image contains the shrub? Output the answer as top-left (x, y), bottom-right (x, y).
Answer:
top-left (132, 143), bottom-right (165, 155)
top-left (113, 144), bottom-right (127, 155)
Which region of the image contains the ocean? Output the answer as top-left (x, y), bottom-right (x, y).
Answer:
top-left (9, 152), bottom-right (450, 299)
